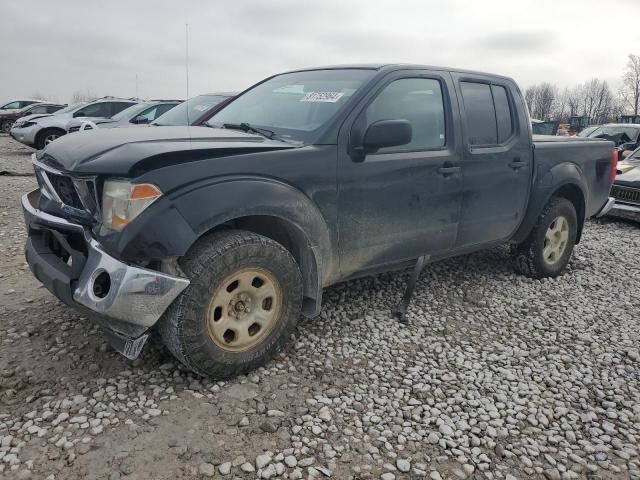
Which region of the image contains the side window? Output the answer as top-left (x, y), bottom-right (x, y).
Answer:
top-left (492, 85), bottom-right (513, 143)
top-left (75, 103), bottom-right (106, 117)
top-left (364, 78), bottom-right (446, 152)
top-left (134, 106), bottom-right (158, 122)
top-left (460, 82), bottom-right (497, 145)
top-left (153, 103), bottom-right (176, 119)
top-left (30, 106), bottom-right (48, 114)
top-left (2, 101), bottom-right (21, 109)
top-left (46, 106), bottom-right (61, 113)
top-left (111, 102), bottom-right (135, 116)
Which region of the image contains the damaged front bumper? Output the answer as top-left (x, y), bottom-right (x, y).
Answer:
top-left (22, 188), bottom-right (189, 359)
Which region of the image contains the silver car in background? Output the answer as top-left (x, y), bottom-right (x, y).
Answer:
top-left (66, 100), bottom-right (181, 133)
top-left (10, 97), bottom-right (137, 149)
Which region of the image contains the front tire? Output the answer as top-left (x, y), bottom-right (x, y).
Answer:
top-left (158, 230), bottom-right (303, 378)
top-left (35, 128), bottom-right (65, 150)
top-left (1, 120), bottom-right (13, 134)
top-left (513, 197), bottom-right (577, 278)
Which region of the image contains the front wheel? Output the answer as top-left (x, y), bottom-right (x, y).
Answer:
top-left (35, 128), bottom-right (65, 150)
top-left (1, 120), bottom-right (14, 134)
top-left (158, 230), bottom-right (303, 378)
top-left (513, 197), bottom-right (578, 278)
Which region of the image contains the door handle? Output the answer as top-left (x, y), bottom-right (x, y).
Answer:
top-left (509, 158), bottom-right (526, 169)
top-left (437, 166), bottom-right (461, 177)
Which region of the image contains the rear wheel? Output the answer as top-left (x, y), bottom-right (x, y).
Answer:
top-left (1, 120), bottom-right (14, 134)
top-left (35, 128), bottom-right (65, 150)
top-left (513, 197), bottom-right (577, 278)
top-left (158, 230), bottom-right (303, 378)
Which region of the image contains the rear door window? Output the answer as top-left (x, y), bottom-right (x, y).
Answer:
top-left (111, 102), bottom-right (136, 116)
top-left (460, 81), bottom-right (515, 146)
top-left (460, 82), bottom-right (497, 145)
top-left (30, 106), bottom-right (49, 114)
top-left (492, 85), bottom-right (513, 143)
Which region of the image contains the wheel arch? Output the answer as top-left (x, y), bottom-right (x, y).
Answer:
top-left (35, 126), bottom-right (66, 149)
top-left (199, 214), bottom-right (323, 318)
top-left (171, 177), bottom-right (335, 318)
top-left (514, 175), bottom-right (587, 244)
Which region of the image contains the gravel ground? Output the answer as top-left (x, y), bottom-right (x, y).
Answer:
top-left (0, 133), bottom-right (639, 480)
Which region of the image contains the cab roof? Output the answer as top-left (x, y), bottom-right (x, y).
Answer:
top-left (284, 63), bottom-right (513, 81)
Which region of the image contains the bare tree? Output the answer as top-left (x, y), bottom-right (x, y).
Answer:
top-left (580, 79), bottom-right (618, 124)
top-left (525, 83), bottom-right (558, 120)
top-left (620, 54), bottom-right (640, 115)
top-left (30, 93), bottom-right (48, 101)
top-left (70, 89), bottom-right (97, 103)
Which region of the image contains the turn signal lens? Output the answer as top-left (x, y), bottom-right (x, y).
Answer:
top-left (102, 180), bottom-right (162, 231)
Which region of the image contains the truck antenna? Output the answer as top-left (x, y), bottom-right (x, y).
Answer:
top-left (185, 23), bottom-right (190, 126)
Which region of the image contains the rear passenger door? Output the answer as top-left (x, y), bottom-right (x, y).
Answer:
top-left (451, 74), bottom-right (532, 247)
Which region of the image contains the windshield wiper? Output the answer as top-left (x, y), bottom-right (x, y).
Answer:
top-left (222, 122), bottom-right (276, 140)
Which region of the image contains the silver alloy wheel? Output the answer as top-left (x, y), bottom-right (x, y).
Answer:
top-left (543, 215), bottom-right (569, 265)
top-left (1, 120), bottom-right (13, 133)
top-left (206, 267), bottom-right (282, 352)
top-left (44, 133), bottom-right (60, 146)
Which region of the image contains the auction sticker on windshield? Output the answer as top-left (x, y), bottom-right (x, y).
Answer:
top-left (300, 91), bottom-right (345, 102)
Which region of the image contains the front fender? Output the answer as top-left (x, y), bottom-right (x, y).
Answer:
top-left (171, 175), bottom-right (335, 285)
top-left (512, 162), bottom-right (588, 244)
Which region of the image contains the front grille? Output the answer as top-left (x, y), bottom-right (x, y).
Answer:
top-left (47, 172), bottom-right (84, 209)
top-left (69, 126), bottom-right (81, 133)
top-left (32, 156), bottom-right (99, 221)
top-left (611, 185), bottom-right (640, 205)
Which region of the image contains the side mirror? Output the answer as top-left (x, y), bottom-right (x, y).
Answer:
top-left (132, 116), bottom-right (150, 124)
top-left (73, 111), bottom-right (84, 118)
top-left (357, 119), bottom-right (412, 159)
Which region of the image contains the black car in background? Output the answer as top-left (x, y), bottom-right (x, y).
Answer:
top-left (609, 146), bottom-right (640, 221)
top-left (0, 103), bottom-right (65, 133)
top-left (586, 124), bottom-right (640, 159)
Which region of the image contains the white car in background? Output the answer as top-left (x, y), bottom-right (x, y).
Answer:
top-left (10, 97), bottom-right (137, 149)
top-left (0, 98), bottom-right (42, 114)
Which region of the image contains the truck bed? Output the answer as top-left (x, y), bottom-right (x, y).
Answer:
top-left (532, 135), bottom-right (613, 218)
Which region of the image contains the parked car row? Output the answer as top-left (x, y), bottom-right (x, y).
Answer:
top-left (0, 102), bottom-right (66, 133)
top-left (2, 92), bottom-right (237, 149)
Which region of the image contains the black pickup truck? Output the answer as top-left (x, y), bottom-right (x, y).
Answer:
top-left (22, 64), bottom-right (617, 378)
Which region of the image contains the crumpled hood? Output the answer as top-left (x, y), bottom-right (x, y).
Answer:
top-left (39, 126), bottom-right (297, 176)
top-left (615, 160), bottom-right (640, 187)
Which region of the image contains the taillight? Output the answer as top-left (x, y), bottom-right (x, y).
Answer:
top-left (609, 149), bottom-right (618, 184)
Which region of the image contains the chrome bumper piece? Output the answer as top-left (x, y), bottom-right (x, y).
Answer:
top-left (22, 188), bottom-right (190, 330)
top-left (596, 197), bottom-right (616, 218)
top-left (608, 201), bottom-right (640, 221)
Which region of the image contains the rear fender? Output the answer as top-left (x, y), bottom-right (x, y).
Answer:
top-left (513, 163), bottom-right (588, 244)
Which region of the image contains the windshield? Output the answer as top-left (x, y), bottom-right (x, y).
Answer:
top-left (110, 103), bottom-right (152, 121)
top-left (206, 69), bottom-right (375, 143)
top-left (153, 95), bottom-right (228, 126)
top-left (55, 102), bottom-right (86, 115)
top-left (588, 126), bottom-right (640, 142)
top-left (577, 126), bottom-right (598, 137)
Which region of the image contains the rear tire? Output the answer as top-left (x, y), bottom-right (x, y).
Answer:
top-left (158, 230), bottom-right (303, 378)
top-left (513, 197), bottom-right (577, 279)
top-left (35, 128), bottom-right (65, 150)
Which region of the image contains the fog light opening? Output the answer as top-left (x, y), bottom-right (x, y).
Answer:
top-left (92, 271), bottom-right (111, 299)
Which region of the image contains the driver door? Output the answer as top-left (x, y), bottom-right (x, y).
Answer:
top-left (336, 70), bottom-right (463, 278)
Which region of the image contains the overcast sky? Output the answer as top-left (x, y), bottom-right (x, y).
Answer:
top-left (2, 0), bottom-right (639, 103)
